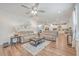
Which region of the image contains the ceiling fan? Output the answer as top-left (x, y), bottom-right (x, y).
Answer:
top-left (21, 3), bottom-right (45, 17)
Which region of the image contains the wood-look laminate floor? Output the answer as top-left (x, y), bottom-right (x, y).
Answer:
top-left (0, 33), bottom-right (76, 56)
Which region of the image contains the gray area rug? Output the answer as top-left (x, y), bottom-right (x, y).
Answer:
top-left (21, 41), bottom-right (51, 55)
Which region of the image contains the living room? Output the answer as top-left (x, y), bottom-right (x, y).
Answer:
top-left (0, 3), bottom-right (78, 56)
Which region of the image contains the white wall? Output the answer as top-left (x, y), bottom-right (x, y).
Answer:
top-left (0, 10), bottom-right (13, 45)
top-left (0, 10), bottom-right (31, 45)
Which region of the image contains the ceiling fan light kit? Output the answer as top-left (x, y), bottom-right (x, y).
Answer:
top-left (21, 3), bottom-right (45, 17)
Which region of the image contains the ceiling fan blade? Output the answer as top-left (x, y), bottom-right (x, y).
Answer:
top-left (38, 10), bottom-right (45, 13)
top-left (35, 3), bottom-right (39, 7)
top-left (21, 5), bottom-right (30, 9)
top-left (32, 3), bottom-right (39, 9)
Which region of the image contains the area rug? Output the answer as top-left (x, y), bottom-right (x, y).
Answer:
top-left (21, 41), bottom-right (51, 55)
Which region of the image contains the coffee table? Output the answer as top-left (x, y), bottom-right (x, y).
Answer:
top-left (30, 37), bottom-right (45, 47)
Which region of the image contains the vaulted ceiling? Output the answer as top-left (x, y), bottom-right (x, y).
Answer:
top-left (0, 3), bottom-right (75, 25)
